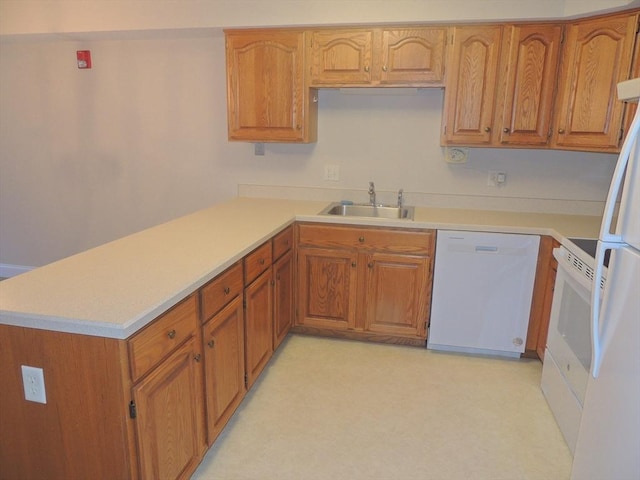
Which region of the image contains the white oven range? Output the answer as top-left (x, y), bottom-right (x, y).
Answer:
top-left (540, 239), bottom-right (607, 455)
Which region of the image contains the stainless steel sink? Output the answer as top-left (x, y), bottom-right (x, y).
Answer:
top-left (320, 202), bottom-right (415, 220)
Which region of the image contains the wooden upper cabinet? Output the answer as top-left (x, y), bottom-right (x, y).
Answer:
top-left (442, 26), bottom-right (503, 145)
top-left (551, 12), bottom-right (638, 152)
top-left (310, 29), bottom-right (374, 85)
top-left (496, 24), bottom-right (563, 146)
top-left (225, 29), bottom-right (317, 143)
top-left (310, 27), bottom-right (447, 87)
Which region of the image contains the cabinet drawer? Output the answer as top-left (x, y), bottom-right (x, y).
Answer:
top-left (298, 223), bottom-right (434, 255)
top-left (244, 241), bottom-right (273, 286)
top-left (128, 295), bottom-right (198, 382)
top-left (200, 262), bottom-right (243, 323)
top-left (273, 226), bottom-right (293, 260)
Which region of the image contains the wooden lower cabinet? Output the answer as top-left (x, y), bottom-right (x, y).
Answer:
top-left (524, 236), bottom-right (560, 359)
top-left (364, 252), bottom-right (431, 338)
top-left (295, 223), bottom-right (434, 345)
top-left (273, 249), bottom-right (294, 350)
top-left (244, 267), bottom-right (274, 389)
top-left (202, 296), bottom-right (245, 445)
top-left (132, 336), bottom-right (206, 480)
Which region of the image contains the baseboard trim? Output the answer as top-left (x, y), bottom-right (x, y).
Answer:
top-left (0, 263), bottom-right (35, 278)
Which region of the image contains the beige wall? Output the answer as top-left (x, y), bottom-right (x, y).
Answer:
top-left (0, 0), bottom-right (634, 268)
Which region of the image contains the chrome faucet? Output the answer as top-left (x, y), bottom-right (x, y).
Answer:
top-left (397, 189), bottom-right (404, 208)
top-left (368, 181), bottom-right (376, 206)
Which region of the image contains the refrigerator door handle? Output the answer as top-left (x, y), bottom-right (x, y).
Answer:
top-left (590, 241), bottom-right (623, 378)
top-left (600, 107), bottom-right (640, 242)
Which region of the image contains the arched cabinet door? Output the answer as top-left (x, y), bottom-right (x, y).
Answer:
top-left (551, 12), bottom-right (638, 152)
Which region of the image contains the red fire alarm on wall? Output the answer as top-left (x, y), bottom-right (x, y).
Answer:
top-left (76, 50), bottom-right (92, 69)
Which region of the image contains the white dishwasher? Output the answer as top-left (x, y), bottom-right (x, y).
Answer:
top-left (427, 230), bottom-right (540, 357)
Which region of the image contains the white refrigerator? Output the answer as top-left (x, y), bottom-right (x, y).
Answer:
top-left (571, 78), bottom-right (640, 480)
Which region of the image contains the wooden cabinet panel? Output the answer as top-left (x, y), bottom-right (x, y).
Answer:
top-left (202, 296), bottom-right (245, 445)
top-left (310, 29), bottom-right (374, 85)
top-left (442, 25), bottom-right (503, 145)
top-left (132, 337), bottom-right (206, 480)
top-left (200, 262), bottom-right (243, 323)
top-left (497, 24), bottom-right (563, 145)
top-left (273, 225), bottom-right (294, 260)
top-left (297, 246), bottom-right (358, 330)
top-left (298, 223), bottom-right (433, 254)
top-left (364, 253), bottom-right (431, 337)
top-left (310, 27), bottom-right (447, 87)
top-left (380, 28), bottom-right (447, 85)
top-left (552, 12), bottom-right (638, 151)
top-left (226, 30), bottom-right (317, 143)
top-left (244, 241), bottom-right (273, 286)
top-left (128, 295), bottom-right (198, 382)
top-left (244, 270), bottom-right (273, 389)
top-left (273, 249), bottom-right (294, 350)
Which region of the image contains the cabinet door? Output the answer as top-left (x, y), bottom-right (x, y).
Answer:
top-left (310, 29), bottom-right (374, 85)
top-left (202, 296), bottom-right (245, 445)
top-left (379, 27), bottom-right (447, 85)
top-left (133, 337), bottom-right (206, 480)
top-left (297, 246), bottom-right (358, 330)
top-left (244, 270), bottom-right (273, 390)
top-left (442, 26), bottom-right (503, 145)
top-left (497, 24), bottom-right (562, 146)
top-left (552, 13), bottom-right (638, 151)
top-left (364, 253), bottom-right (431, 338)
top-left (273, 249), bottom-right (294, 350)
top-left (226, 30), bottom-right (311, 142)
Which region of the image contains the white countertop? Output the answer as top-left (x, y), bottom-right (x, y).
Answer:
top-left (0, 197), bottom-right (601, 339)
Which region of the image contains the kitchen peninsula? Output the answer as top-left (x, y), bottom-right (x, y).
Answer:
top-left (0, 197), bottom-right (601, 479)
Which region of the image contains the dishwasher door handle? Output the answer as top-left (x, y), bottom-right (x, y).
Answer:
top-left (475, 245), bottom-right (498, 253)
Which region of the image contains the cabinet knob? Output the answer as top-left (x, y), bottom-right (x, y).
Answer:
top-left (484, 127), bottom-right (491, 132)
top-left (358, 236), bottom-right (365, 243)
top-left (207, 339), bottom-right (215, 348)
top-left (167, 329), bottom-right (176, 339)
top-left (351, 262), bottom-right (357, 268)
top-left (382, 65), bottom-right (388, 72)
top-left (193, 353), bottom-right (202, 362)
top-left (367, 262), bottom-right (374, 269)
top-left (296, 124), bottom-right (302, 130)
top-left (503, 128), bottom-right (510, 133)
top-left (223, 286), bottom-right (230, 295)
top-left (259, 258), bottom-right (265, 265)
top-left (364, 65), bottom-right (370, 73)
top-left (558, 128), bottom-right (565, 134)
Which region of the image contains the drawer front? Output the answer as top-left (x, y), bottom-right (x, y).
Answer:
top-left (298, 223), bottom-right (434, 254)
top-left (200, 262), bottom-right (243, 322)
top-left (129, 295), bottom-right (198, 382)
top-left (272, 226), bottom-right (294, 260)
top-left (244, 241), bottom-right (273, 286)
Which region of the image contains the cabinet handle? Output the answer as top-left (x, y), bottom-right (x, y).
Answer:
top-left (167, 329), bottom-right (176, 339)
top-left (364, 65), bottom-right (370, 72)
top-left (351, 262), bottom-right (357, 268)
top-left (503, 128), bottom-right (510, 133)
top-left (259, 258), bottom-right (265, 265)
top-left (223, 286), bottom-right (230, 295)
top-left (484, 127), bottom-right (491, 132)
top-left (358, 236), bottom-right (365, 243)
top-left (382, 65), bottom-right (388, 72)
top-left (207, 339), bottom-right (215, 348)
top-left (558, 128), bottom-right (565, 134)
top-left (193, 353), bottom-right (201, 362)
top-left (368, 262), bottom-right (374, 269)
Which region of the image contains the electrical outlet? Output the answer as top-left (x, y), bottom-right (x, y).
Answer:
top-left (21, 365), bottom-right (47, 404)
top-left (487, 170), bottom-right (507, 187)
top-left (324, 164), bottom-right (340, 181)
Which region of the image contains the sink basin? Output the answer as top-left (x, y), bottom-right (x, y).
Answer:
top-left (320, 202), bottom-right (415, 220)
